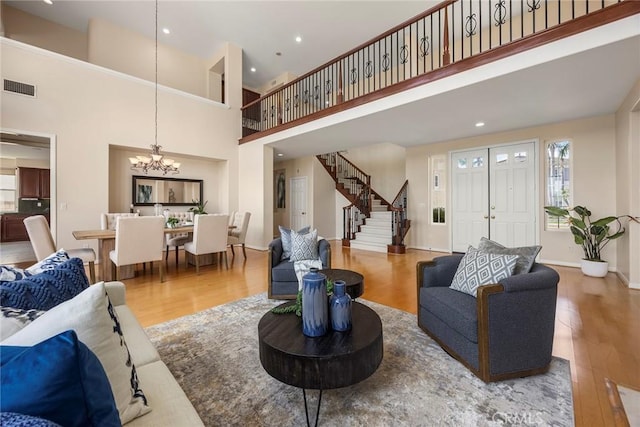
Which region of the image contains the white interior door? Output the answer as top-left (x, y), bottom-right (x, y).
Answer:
top-left (451, 149), bottom-right (489, 252)
top-left (451, 142), bottom-right (536, 252)
top-left (489, 142), bottom-right (536, 246)
top-left (290, 176), bottom-right (308, 231)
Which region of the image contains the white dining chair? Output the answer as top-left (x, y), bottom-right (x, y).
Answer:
top-left (23, 215), bottom-right (97, 283)
top-left (184, 214), bottom-right (229, 274)
top-left (227, 211), bottom-right (251, 259)
top-left (100, 212), bottom-right (139, 230)
top-left (109, 216), bottom-right (165, 282)
top-left (164, 211), bottom-right (193, 265)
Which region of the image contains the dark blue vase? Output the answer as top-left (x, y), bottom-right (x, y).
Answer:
top-left (330, 280), bottom-right (352, 332)
top-left (301, 268), bottom-right (329, 337)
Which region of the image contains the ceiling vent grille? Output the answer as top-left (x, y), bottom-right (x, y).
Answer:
top-left (4, 79), bottom-right (36, 97)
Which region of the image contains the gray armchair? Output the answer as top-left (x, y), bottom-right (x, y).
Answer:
top-left (267, 237), bottom-right (331, 299)
top-left (416, 254), bottom-right (559, 382)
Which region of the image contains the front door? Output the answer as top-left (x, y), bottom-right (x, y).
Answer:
top-left (451, 141), bottom-right (536, 252)
top-left (290, 176), bottom-right (308, 231)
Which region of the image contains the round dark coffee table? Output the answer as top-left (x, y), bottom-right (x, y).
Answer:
top-left (258, 301), bottom-right (383, 426)
top-left (319, 268), bottom-right (364, 299)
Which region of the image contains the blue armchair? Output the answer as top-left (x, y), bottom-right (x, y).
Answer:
top-left (416, 254), bottom-right (559, 382)
top-left (267, 237), bottom-right (331, 299)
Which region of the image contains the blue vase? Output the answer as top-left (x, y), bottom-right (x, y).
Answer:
top-left (301, 268), bottom-right (329, 337)
top-left (330, 280), bottom-right (352, 332)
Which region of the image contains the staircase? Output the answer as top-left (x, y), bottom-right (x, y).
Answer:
top-left (317, 153), bottom-right (409, 254)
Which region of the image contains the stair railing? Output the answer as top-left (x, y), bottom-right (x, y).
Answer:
top-left (241, 0), bottom-right (635, 140)
top-left (390, 180), bottom-right (410, 249)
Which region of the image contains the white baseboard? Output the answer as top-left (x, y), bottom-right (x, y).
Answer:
top-left (408, 246), bottom-right (451, 254)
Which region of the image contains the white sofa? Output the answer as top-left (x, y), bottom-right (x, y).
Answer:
top-left (105, 282), bottom-right (204, 426)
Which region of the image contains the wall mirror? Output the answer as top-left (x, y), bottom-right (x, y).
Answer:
top-left (132, 175), bottom-right (203, 206)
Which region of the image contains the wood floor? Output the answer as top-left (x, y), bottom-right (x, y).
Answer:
top-left (96, 241), bottom-right (638, 426)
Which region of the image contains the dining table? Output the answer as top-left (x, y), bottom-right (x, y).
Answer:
top-left (72, 225), bottom-right (194, 281)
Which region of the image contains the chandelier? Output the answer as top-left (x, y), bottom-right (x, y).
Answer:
top-left (129, 0), bottom-right (180, 175)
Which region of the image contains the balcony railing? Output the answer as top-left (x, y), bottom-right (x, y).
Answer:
top-left (241, 0), bottom-right (636, 141)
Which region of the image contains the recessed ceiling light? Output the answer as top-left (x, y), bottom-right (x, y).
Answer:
top-left (277, 153), bottom-right (284, 157)
top-left (475, 121), bottom-right (485, 127)
top-left (295, 36), bottom-right (302, 43)
top-left (43, 0), bottom-right (53, 4)
top-left (162, 28), bottom-right (170, 35)
top-left (250, 67), bottom-right (256, 73)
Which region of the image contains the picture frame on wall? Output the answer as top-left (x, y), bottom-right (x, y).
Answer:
top-left (275, 169), bottom-right (286, 210)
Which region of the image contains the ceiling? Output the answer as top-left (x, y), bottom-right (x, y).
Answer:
top-left (5, 0), bottom-right (436, 89)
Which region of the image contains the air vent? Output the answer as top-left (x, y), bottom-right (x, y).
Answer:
top-left (4, 79), bottom-right (36, 97)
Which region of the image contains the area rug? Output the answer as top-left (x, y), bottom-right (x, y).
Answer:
top-left (145, 294), bottom-right (574, 426)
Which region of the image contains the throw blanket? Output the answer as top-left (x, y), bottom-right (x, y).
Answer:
top-left (293, 259), bottom-right (323, 291)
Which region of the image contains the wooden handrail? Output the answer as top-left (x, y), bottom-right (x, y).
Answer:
top-left (241, 0), bottom-right (637, 142)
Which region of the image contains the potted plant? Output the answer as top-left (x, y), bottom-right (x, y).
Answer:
top-left (166, 216), bottom-right (180, 228)
top-left (189, 199), bottom-right (208, 215)
top-left (544, 205), bottom-right (639, 277)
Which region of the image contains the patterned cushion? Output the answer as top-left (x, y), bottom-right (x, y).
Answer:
top-left (289, 229), bottom-right (318, 262)
top-left (0, 266), bottom-right (31, 282)
top-left (0, 330), bottom-right (120, 427)
top-left (0, 258), bottom-right (89, 311)
top-left (0, 412), bottom-right (62, 427)
top-left (450, 246), bottom-right (518, 297)
top-left (25, 250), bottom-right (70, 276)
top-left (2, 283), bottom-right (150, 424)
top-left (279, 225), bottom-right (310, 260)
top-left (477, 237), bottom-right (542, 274)
top-left (0, 307), bottom-right (45, 341)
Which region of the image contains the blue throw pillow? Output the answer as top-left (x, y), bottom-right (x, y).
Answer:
top-left (0, 330), bottom-right (120, 427)
top-left (25, 249), bottom-right (70, 275)
top-left (0, 265), bottom-right (31, 281)
top-left (0, 258), bottom-right (89, 310)
top-left (0, 412), bottom-right (62, 427)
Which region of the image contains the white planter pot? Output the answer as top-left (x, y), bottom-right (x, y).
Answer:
top-left (581, 259), bottom-right (609, 277)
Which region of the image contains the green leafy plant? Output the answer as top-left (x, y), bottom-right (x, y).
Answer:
top-left (166, 217), bottom-right (180, 228)
top-left (544, 205), bottom-right (639, 261)
top-left (189, 199), bottom-right (208, 215)
top-left (271, 279), bottom-right (334, 317)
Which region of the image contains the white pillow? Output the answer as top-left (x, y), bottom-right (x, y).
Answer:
top-left (289, 229), bottom-right (319, 261)
top-left (449, 246), bottom-right (518, 297)
top-left (2, 282), bottom-right (151, 424)
top-left (0, 306), bottom-right (45, 341)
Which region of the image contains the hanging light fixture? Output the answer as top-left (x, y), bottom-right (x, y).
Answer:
top-left (129, 0), bottom-right (180, 175)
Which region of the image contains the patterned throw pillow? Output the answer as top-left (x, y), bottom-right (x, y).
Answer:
top-left (0, 307), bottom-right (45, 341)
top-left (279, 225), bottom-right (311, 260)
top-left (289, 229), bottom-right (319, 262)
top-left (0, 258), bottom-right (89, 311)
top-left (25, 249), bottom-right (70, 275)
top-left (450, 246), bottom-right (519, 297)
top-left (0, 265), bottom-right (31, 282)
top-left (478, 237), bottom-right (542, 275)
top-left (0, 412), bottom-right (62, 427)
top-left (2, 283), bottom-right (150, 425)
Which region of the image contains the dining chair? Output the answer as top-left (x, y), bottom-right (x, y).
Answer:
top-left (227, 211), bottom-right (251, 259)
top-left (184, 214), bottom-right (229, 274)
top-left (100, 212), bottom-right (139, 230)
top-left (164, 211), bottom-right (193, 265)
top-left (23, 215), bottom-right (97, 283)
top-left (109, 216), bottom-right (165, 282)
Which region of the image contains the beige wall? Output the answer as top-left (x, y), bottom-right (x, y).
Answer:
top-left (615, 78), bottom-right (640, 288)
top-left (258, 71), bottom-right (297, 96)
top-left (87, 19), bottom-right (207, 97)
top-left (1, 38), bottom-right (241, 254)
top-left (0, 158), bottom-right (49, 170)
top-left (238, 143), bottom-right (272, 250)
top-left (313, 159), bottom-right (337, 240)
top-left (342, 143), bottom-right (407, 201)
top-left (108, 147), bottom-right (226, 218)
top-left (406, 114), bottom-right (619, 268)
top-left (2, 5), bottom-right (87, 61)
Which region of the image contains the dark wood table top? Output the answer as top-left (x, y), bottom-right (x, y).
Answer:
top-left (258, 301), bottom-right (383, 390)
top-left (319, 268), bottom-right (364, 299)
